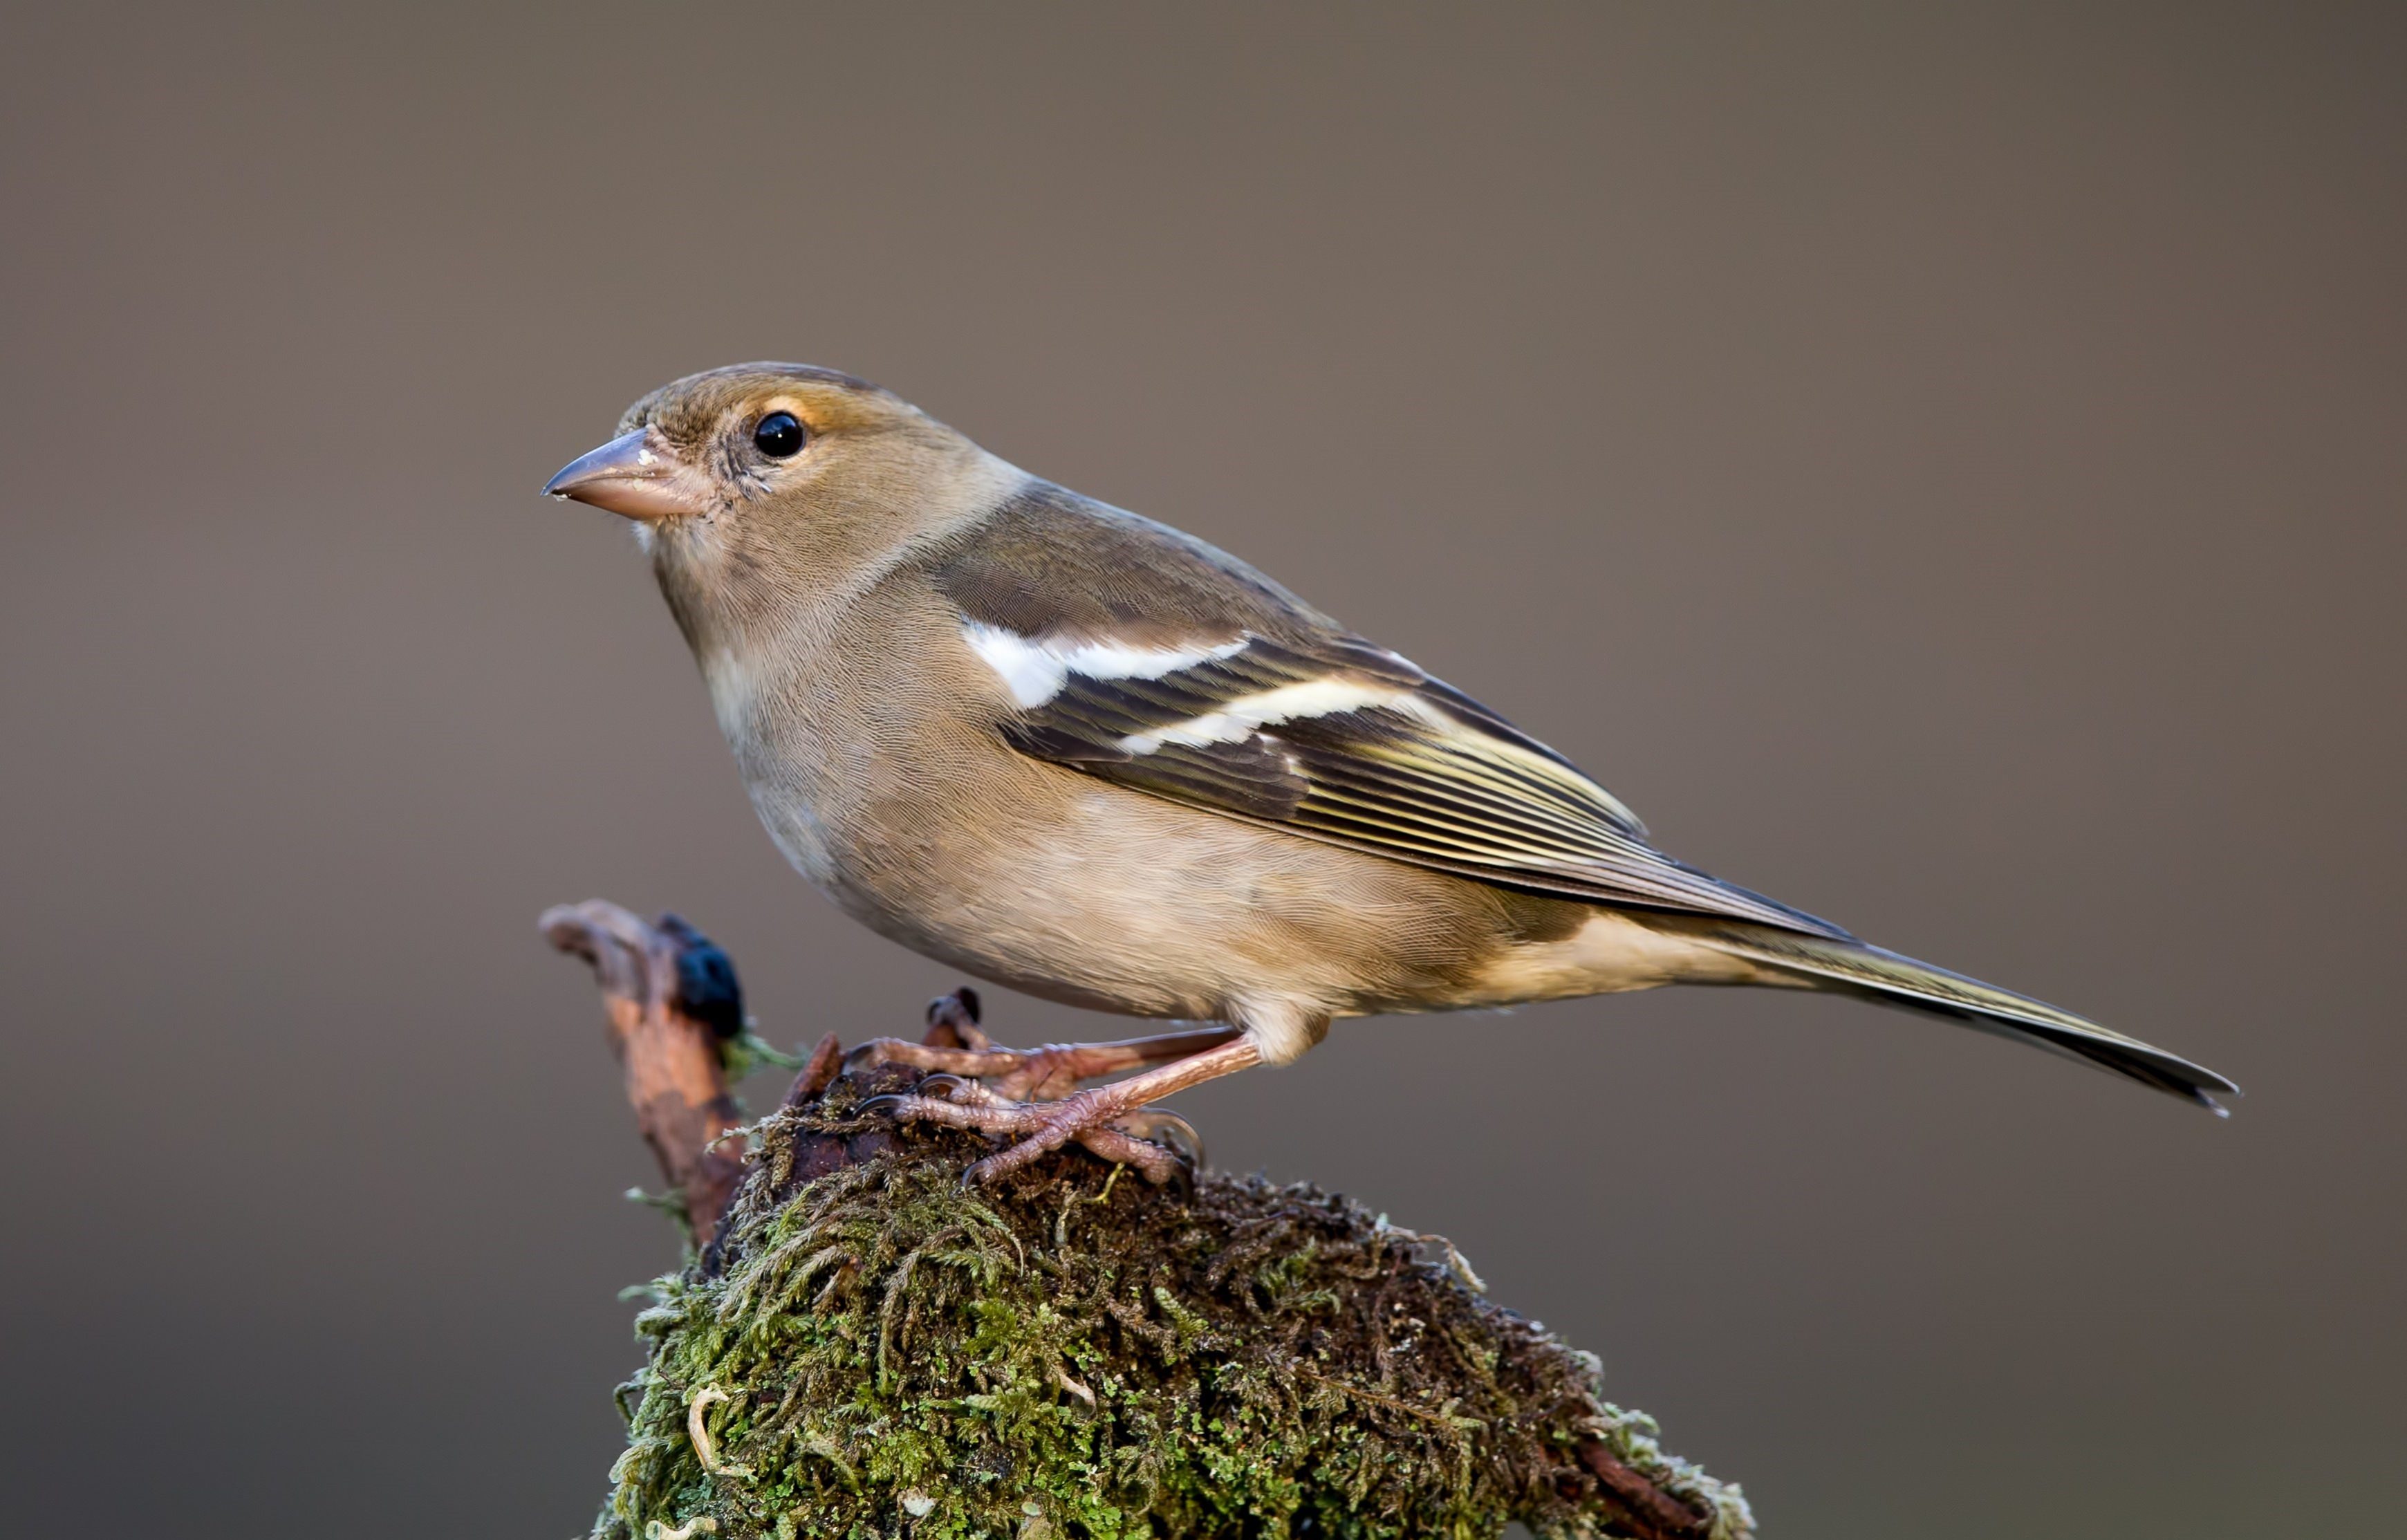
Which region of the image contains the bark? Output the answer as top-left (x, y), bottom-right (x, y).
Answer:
top-left (541, 900), bottom-right (749, 1239)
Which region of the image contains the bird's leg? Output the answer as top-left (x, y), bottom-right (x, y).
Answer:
top-left (910, 1073), bottom-right (1200, 1185)
top-left (876, 1037), bottom-right (1264, 1185)
top-left (848, 992), bottom-right (1256, 1182)
top-left (990, 1027), bottom-right (1243, 1100)
top-left (845, 1037), bottom-right (1036, 1080)
top-left (847, 1024), bottom-right (1244, 1102)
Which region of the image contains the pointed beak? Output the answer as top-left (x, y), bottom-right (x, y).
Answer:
top-left (542, 427), bottom-right (709, 521)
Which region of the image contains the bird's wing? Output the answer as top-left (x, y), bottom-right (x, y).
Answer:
top-left (927, 483), bottom-right (1851, 938)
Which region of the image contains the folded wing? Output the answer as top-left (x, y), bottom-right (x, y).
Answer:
top-left (931, 483), bottom-right (1850, 939)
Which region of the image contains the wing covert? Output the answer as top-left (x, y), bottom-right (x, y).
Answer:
top-left (928, 481), bottom-right (1851, 940)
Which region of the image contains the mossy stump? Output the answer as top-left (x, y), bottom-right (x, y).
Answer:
top-left (593, 1062), bottom-right (1753, 1540)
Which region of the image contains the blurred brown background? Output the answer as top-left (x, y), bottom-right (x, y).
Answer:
top-left (3, 4), bottom-right (2401, 1536)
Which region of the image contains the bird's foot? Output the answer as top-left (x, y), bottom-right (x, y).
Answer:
top-left (869, 1077), bottom-right (1199, 1185)
top-left (845, 994), bottom-right (1240, 1102)
top-left (866, 1035), bottom-right (1263, 1186)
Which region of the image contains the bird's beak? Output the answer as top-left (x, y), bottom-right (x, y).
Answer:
top-left (542, 427), bottom-right (710, 521)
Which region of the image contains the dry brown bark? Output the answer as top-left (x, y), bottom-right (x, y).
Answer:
top-left (541, 900), bottom-right (751, 1239)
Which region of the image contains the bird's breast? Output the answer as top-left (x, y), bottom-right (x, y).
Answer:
top-left (702, 644), bottom-right (762, 749)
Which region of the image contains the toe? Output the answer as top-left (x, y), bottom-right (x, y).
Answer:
top-left (1108, 1108), bottom-right (1205, 1171)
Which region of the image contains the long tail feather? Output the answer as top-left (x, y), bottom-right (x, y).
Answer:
top-left (1686, 922), bottom-right (2238, 1113)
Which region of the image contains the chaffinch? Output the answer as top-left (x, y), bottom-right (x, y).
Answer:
top-left (546, 363), bottom-right (2233, 1182)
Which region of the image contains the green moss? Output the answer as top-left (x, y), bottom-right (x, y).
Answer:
top-left (593, 1072), bottom-right (1754, 1540)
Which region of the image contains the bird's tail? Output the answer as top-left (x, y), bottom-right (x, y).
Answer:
top-left (1678, 920), bottom-right (2238, 1113)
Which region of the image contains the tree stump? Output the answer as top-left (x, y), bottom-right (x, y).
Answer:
top-left (547, 901), bottom-right (1754, 1540)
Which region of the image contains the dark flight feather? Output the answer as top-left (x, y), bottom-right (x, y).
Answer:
top-left (930, 485), bottom-right (1852, 939)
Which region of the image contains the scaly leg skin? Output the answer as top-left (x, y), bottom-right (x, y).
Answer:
top-left (873, 1037), bottom-right (1265, 1185)
top-left (846, 1024), bottom-right (1243, 1102)
top-left (909, 1073), bottom-right (1207, 1185)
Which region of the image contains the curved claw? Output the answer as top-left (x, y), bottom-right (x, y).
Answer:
top-left (916, 1073), bottom-right (972, 1102)
top-left (1109, 1108), bottom-right (1205, 1171)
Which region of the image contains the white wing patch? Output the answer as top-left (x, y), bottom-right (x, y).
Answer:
top-left (1118, 679), bottom-right (1420, 753)
top-left (972, 611), bottom-right (1850, 934)
top-left (960, 621), bottom-right (1247, 709)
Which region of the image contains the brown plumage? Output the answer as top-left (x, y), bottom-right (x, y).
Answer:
top-left (545, 362), bottom-right (2235, 1182)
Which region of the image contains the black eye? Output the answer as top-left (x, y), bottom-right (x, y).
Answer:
top-left (752, 411), bottom-right (805, 458)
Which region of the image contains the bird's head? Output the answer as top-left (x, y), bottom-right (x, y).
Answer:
top-left (545, 362), bottom-right (1013, 636)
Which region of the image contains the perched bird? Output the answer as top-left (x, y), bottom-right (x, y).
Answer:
top-left (546, 363), bottom-right (2235, 1182)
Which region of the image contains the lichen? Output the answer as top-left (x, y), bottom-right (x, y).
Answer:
top-left (592, 1068), bottom-right (1753, 1540)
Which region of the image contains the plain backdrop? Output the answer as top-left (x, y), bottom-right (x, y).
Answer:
top-left (3, 5), bottom-right (2401, 1537)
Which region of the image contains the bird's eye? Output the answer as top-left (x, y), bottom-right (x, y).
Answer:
top-left (752, 411), bottom-right (805, 458)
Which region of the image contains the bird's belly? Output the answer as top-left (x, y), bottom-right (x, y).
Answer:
top-left (768, 772), bottom-right (1527, 1023)
top-left (747, 746), bottom-right (1754, 1030)
top-left (835, 802), bottom-right (1312, 1019)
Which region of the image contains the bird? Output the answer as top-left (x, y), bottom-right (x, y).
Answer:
top-left (544, 362), bottom-right (2236, 1182)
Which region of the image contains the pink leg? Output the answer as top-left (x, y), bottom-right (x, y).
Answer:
top-left (848, 1025), bottom-right (1243, 1101)
top-left (877, 1037), bottom-right (1265, 1184)
top-left (907, 1071), bottom-right (1204, 1183)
